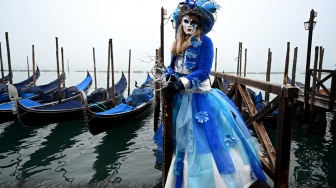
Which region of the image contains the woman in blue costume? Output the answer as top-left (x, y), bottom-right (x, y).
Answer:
top-left (155, 0), bottom-right (267, 187)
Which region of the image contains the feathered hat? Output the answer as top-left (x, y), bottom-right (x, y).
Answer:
top-left (172, 0), bottom-right (220, 34)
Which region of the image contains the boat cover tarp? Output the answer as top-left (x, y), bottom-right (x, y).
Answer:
top-left (246, 88), bottom-right (277, 115)
top-left (255, 102), bottom-right (278, 115)
top-left (87, 74), bottom-right (126, 103)
top-left (96, 103), bottom-right (133, 115)
top-left (95, 87), bottom-right (153, 115)
top-left (247, 88), bottom-right (262, 104)
top-left (126, 87), bottom-right (153, 107)
top-left (87, 88), bottom-right (107, 103)
top-left (19, 86), bottom-right (42, 99)
top-left (0, 98), bottom-right (42, 110)
top-left (1, 86), bottom-right (38, 102)
top-left (39, 86), bottom-right (80, 103)
top-left (0, 102), bottom-right (13, 110)
top-left (20, 98), bottom-right (42, 108)
top-left (0, 83), bottom-right (7, 94)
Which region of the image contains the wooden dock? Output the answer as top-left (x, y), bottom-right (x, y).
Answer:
top-left (297, 92), bottom-right (336, 112)
top-left (296, 46), bottom-right (336, 125)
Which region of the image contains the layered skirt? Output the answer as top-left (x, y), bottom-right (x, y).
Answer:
top-left (155, 88), bottom-right (267, 188)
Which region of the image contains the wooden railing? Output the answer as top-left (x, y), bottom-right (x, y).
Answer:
top-left (303, 46), bottom-right (336, 123)
top-left (210, 71), bottom-right (298, 187)
top-left (306, 69), bottom-right (336, 110)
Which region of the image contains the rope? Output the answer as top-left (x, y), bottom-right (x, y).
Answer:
top-left (150, 61), bottom-right (170, 91)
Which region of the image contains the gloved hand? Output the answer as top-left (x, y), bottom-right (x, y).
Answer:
top-left (165, 74), bottom-right (178, 82)
top-left (166, 80), bottom-right (185, 95)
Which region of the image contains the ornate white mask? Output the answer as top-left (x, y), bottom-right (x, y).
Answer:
top-left (181, 15), bottom-right (197, 35)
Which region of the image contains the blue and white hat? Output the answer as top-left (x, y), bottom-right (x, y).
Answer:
top-left (172, 0), bottom-right (220, 34)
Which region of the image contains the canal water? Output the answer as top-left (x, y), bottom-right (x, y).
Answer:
top-left (0, 71), bottom-right (335, 187)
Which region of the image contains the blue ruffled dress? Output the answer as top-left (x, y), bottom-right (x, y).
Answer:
top-left (154, 35), bottom-right (266, 188)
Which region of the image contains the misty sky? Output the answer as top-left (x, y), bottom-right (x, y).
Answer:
top-left (0, 0), bottom-right (335, 74)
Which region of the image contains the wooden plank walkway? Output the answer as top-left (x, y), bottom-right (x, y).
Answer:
top-left (297, 94), bottom-right (336, 112)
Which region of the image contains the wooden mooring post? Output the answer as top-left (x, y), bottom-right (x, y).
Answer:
top-left (160, 71), bottom-right (298, 187)
top-left (303, 9), bottom-right (317, 122)
top-left (5, 32), bottom-right (13, 84)
top-left (0, 42), bottom-right (4, 84)
top-left (265, 48), bottom-right (272, 102)
top-left (161, 87), bottom-right (173, 187)
top-left (309, 46), bottom-right (319, 125)
top-left (154, 49), bottom-right (161, 132)
top-left (283, 42), bottom-right (290, 85)
top-left (93, 47), bottom-right (97, 90)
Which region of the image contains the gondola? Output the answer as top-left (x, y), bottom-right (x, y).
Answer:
top-left (19, 73), bottom-right (66, 101)
top-left (13, 72), bottom-right (127, 127)
top-left (13, 66), bottom-right (41, 90)
top-left (0, 66), bottom-right (41, 103)
top-left (83, 73), bottom-right (154, 135)
top-left (0, 73), bottom-right (65, 124)
top-left (9, 71), bottom-right (92, 126)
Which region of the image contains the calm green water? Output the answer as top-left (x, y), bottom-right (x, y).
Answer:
top-left (0, 71), bottom-right (335, 187)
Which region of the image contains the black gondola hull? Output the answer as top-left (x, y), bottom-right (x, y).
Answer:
top-left (0, 109), bottom-right (16, 124)
top-left (86, 98), bottom-right (155, 135)
top-left (17, 103), bottom-right (85, 127)
top-left (15, 72), bottom-right (92, 127)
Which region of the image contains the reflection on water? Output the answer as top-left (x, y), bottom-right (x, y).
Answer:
top-left (17, 119), bottom-right (87, 183)
top-left (0, 121), bottom-right (39, 183)
top-left (89, 120), bottom-right (142, 184)
top-left (266, 112), bottom-right (336, 187)
top-left (55, 153), bottom-right (75, 183)
top-left (89, 107), bottom-right (160, 187)
top-left (291, 112), bottom-right (336, 187)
